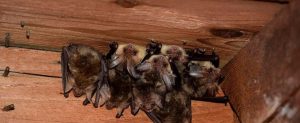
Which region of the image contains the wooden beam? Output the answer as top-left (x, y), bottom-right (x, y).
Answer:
top-left (221, 1), bottom-right (300, 122)
top-left (0, 0), bottom-right (283, 67)
top-left (0, 47), bottom-right (233, 123)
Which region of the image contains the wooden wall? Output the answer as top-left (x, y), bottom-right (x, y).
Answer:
top-left (0, 0), bottom-right (283, 67)
top-left (221, 0), bottom-right (300, 122)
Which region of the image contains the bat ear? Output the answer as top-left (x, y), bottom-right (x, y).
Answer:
top-left (161, 73), bottom-right (176, 90)
top-left (127, 59), bottom-right (141, 78)
top-left (130, 99), bottom-right (140, 116)
top-left (97, 83), bottom-right (111, 107)
top-left (135, 62), bottom-right (151, 72)
top-left (61, 46), bottom-right (73, 98)
top-left (109, 56), bottom-right (123, 68)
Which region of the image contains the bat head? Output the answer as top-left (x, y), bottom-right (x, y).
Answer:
top-left (136, 55), bottom-right (175, 90)
top-left (161, 45), bottom-right (187, 63)
top-left (109, 44), bottom-right (145, 78)
top-left (187, 61), bottom-right (222, 97)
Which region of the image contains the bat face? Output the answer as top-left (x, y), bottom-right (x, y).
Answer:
top-left (161, 45), bottom-right (187, 63)
top-left (110, 44), bottom-right (145, 78)
top-left (61, 44), bottom-right (110, 106)
top-left (186, 61), bottom-right (222, 98)
top-left (136, 55), bottom-right (175, 91)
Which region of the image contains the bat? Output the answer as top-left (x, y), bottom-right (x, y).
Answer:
top-left (133, 55), bottom-right (192, 123)
top-left (61, 43), bottom-right (110, 106)
top-left (133, 55), bottom-right (175, 112)
top-left (185, 60), bottom-right (228, 104)
top-left (105, 43), bottom-right (146, 118)
top-left (161, 45), bottom-right (227, 103)
top-left (150, 90), bottom-right (192, 123)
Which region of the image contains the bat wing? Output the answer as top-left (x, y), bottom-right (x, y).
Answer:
top-left (145, 111), bottom-right (162, 123)
top-left (61, 46), bottom-right (73, 98)
top-left (94, 56), bottom-right (111, 108)
top-left (161, 73), bottom-right (176, 91)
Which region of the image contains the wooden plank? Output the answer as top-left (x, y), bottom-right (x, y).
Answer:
top-left (221, 1), bottom-right (300, 123)
top-left (0, 47), bottom-right (233, 122)
top-left (0, 47), bottom-right (60, 77)
top-left (0, 0), bottom-right (284, 67)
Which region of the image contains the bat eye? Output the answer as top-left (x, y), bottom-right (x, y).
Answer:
top-left (153, 59), bottom-right (158, 63)
top-left (177, 51), bottom-right (182, 55)
top-left (163, 63), bottom-right (168, 67)
top-left (166, 50), bottom-right (172, 54)
top-left (133, 50), bottom-right (138, 55)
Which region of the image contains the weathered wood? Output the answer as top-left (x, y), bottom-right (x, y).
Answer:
top-left (0, 0), bottom-right (284, 67)
top-left (221, 1), bottom-right (300, 123)
top-left (0, 47), bottom-right (233, 123)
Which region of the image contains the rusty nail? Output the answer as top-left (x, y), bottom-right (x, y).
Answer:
top-left (20, 21), bottom-right (25, 28)
top-left (182, 40), bottom-right (187, 45)
top-left (26, 29), bottom-right (30, 39)
top-left (2, 66), bottom-right (10, 77)
top-left (4, 33), bottom-right (10, 48)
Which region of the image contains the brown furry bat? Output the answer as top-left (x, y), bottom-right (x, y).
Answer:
top-left (61, 44), bottom-right (110, 106)
top-left (133, 54), bottom-right (191, 123)
top-left (105, 43), bottom-right (146, 118)
top-left (185, 61), bottom-right (222, 98)
top-left (132, 55), bottom-right (175, 112)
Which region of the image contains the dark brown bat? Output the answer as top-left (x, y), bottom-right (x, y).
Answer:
top-left (161, 45), bottom-right (227, 102)
top-left (186, 61), bottom-right (222, 97)
top-left (105, 43), bottom-right (146, 118)
top-left (150, 90), bottom-right (192, 123)
top-left (132, 55), bottom-right (175, 112)
top-left (61, 44), bottom-right (110, 106)
top-left (132, 55), bottom-right (192, 123)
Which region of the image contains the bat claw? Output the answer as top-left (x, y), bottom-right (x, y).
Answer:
top-left (116, 113), bottom-right (123, 118)
top-left (93, 103), bottom-right (99, 108)
top-left (63, 93), bottom-right (69, 98)
top-left (82, 99), bottom-right (90, 106)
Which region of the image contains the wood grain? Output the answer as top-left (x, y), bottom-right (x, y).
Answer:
top-left (0, 47), bottom-right (233, 123)
top-left (221, 1), bottom-right (300, 122)
top-left (0, 0), bottom-right (284, 67)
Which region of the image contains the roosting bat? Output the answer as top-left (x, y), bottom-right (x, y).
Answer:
top-left (149, 90), bottom-right (192, 123)
top-left (132, 54), bottom-right (192, 123)
top-left (132, 55), bottom-right (175, 112)
top-left (105, 43), bottom-right (146, 118)
top-left (160, 45), bottom-right (227, 103)
top-left (61, 44), bottom-right (110, 106)
top-left (186, 61), bottom-right (222, 98)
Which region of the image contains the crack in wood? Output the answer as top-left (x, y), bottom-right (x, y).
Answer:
top-left (210, 28), bottom-right (244, 38)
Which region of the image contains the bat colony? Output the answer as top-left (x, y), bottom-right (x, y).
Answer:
top-left (61, 41), bottom-right (228, 123)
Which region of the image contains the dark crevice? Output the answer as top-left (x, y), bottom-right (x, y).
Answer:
top-left (254, 0), bottom-right (289, 4)
top-left (115, 0), bottom-right (139, 8)
top-left (210, 28), bottom-right (244, 38)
